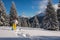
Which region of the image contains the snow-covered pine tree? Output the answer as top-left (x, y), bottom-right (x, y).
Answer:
top-left (57, 0), bottom-right (60, 30)
top-left (42, 0), bottom-right (59, 30)
top-left (27, 19), bottom-right (31, 27)
top-left (9, 1), bottom-right (18, 26)
top-left (18, 16), bottom-right (21, 26)
top-left (32, 16), bottom-right (40, 28)
top-left (5, 14), bottom-right (10, 26)
top-left (21, 12), bottom-right (28, 27)
top-left (0, 0), bottom-right (7, 26)
top-left (21, 17), bottom-right (28, 27)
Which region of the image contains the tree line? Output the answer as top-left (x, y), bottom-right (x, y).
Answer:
top-left (0, 0), bottom-right (60, 31)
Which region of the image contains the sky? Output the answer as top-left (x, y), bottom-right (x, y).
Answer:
top-left (2, 0), bottom-right (59, 17)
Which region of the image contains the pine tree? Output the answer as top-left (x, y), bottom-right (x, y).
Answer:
top-left (5, 14), bottom-right (10, 26)
top-left (21, 12), bottom-right (28, 27)
top-left (10, 1), bottom-right (18, 26)
top-left (27, 19), bottom-right (31, 27)
top-left (42, 0), bottom-right (59, 30)
top-left (18, 16), bottom-right (21, 26)
top-left (32, 16), bottom-right (40, 28)
top-left (0, 0), bottom-right (7, 26)
top-left (57, 0), bottom-right (60, 30)
top-left (21, 17), bottom-right (28, 27)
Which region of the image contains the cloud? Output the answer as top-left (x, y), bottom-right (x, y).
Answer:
top-left (21, 12), bottom-right (29, 18)
top-left (37, 0), bottom-right (58, 14)
top-left (22, 12), bottom-right (26, 17)
top-left (53, 4), bottom-right (58, 11)
top-left (36, 0), bottom-right (48, 14)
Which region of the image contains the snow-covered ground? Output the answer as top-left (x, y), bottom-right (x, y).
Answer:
top-left (0, 26), bottom-right (60, 38)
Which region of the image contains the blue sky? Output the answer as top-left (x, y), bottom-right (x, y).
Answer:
top-left (2, 0), bottom-right (59, 17)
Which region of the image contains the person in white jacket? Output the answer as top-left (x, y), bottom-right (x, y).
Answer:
top-left (12, 19), bottom-right (18, 30)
